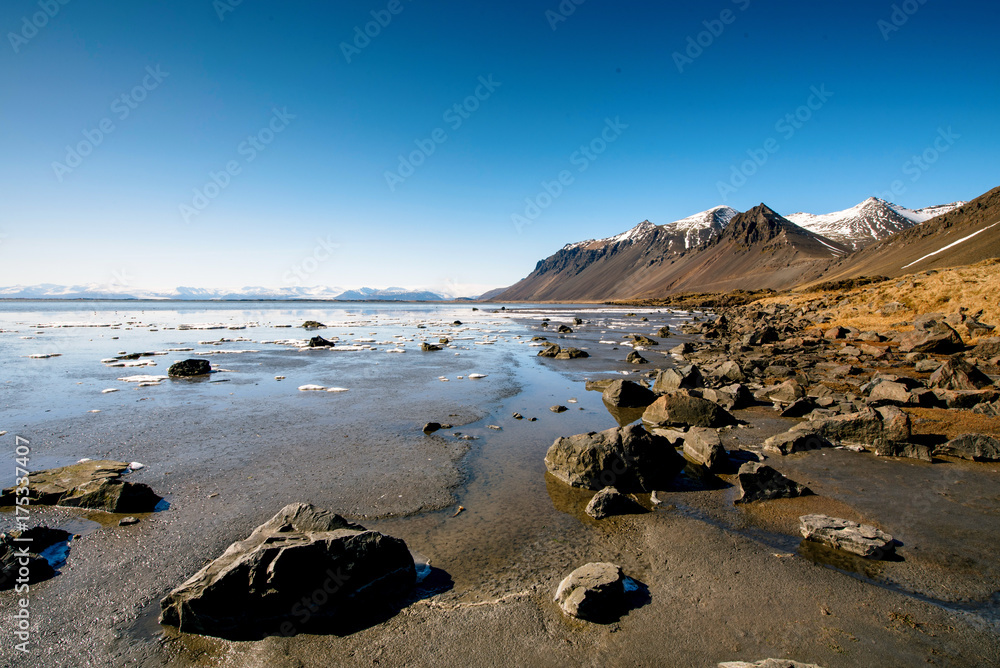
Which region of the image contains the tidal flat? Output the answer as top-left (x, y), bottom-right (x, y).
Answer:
top-left (1, 301), bottom-right (999, 667)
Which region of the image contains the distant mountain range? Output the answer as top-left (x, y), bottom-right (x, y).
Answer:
top-left (0, 284), bottom-right (448, 301)
top-left (493, 190), bottom-right (997, 302)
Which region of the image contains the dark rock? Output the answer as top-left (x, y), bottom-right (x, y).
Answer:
top-left (779, 397), bottom-right (818, 418)
top-left (764, 380), bottom-right (805, 404)
top-left (422, 422), bottom-right (442, 434)
top-left (420, 343), bottom-right (442, 352)
top-left (670, 342), bottom-right (693, 355)
top-left (914, 359), bottom-right (942, 373)
top-left (584, 486), bottom-right (646, 519)
top-left (554, 562), bottom-right (629, 622)
top-left (934, 433), bottom-right (1000, 461)
top-left (735, 463), bottom-right (812, 503)
top-left (970, 337), bottom-right (1000, 360)
top-left (307, 336), bottom-right (335, 348)
top-left (0, 460), bottom-right (161, 513)
top-left (574, 317), bottom-right (583, 325)
top-left (538, 344), bottom-right (561, 357)
top-left (824, 326), bottom-right (849, 339)
top-left (168, 359), bottom-right (212, 377)
top-left (931, 389), bottom-right (1000, 409)
top-left (159, 503), bottom-right (415, 638)
top-left (544, 424), bottom-right (684, 492)
top-left (555, 347), bottom-right (589, 359)
top-left (550, 405), bottom-right (568, 413)
top-left (682, 428), bottom-right (728, 472)
top-left (642, 393), bottom-right (738, 429)
top-left (625, 351), bottom-right (648, 364)
top-left (799, 514), bottom-right (894, 559)
top-left (928, 358), bottom-right (994, 390)
top-left (656, 326), bottom-right (671, 337)
top-left (301, 321), bottom-right (325, 329)
top-left (0, 527), bottom-right (70, 589)
top-left (601, 380), bottom-right (657, 409)
top-left (557, 325), bottom-right (573, 333)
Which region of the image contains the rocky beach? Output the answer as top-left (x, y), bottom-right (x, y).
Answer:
top-left (1, 294), bottom-right (999, 667)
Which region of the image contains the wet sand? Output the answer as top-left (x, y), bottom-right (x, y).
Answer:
top-left (2, 304), bottom-right (999, 666)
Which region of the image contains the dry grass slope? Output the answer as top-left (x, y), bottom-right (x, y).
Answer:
top-left (755, 258), bottom-right (1000, 336)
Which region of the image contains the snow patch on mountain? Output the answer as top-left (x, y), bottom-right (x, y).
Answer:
top-left (563, 206), bottom-right (739, 252)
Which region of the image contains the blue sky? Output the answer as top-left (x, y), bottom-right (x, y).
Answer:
top-left (1, 0), bottom-right (998, 296)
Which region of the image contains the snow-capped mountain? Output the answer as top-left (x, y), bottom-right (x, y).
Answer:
top-left (0, 284), bottom-right (447, 300)
top-left (786, 198), bottom-right (965, 250)
top-left (664, 205), bottom-right (740, 249)
top-left (563, 206), bottom-right (739, 252)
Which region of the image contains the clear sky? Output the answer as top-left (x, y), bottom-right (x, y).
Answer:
top-left (1, 0), bottom-right (998, 296)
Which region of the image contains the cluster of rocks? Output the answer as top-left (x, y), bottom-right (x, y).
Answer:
top-left (664, 306), bottom-right (1000, 462)
top-left (538, 344), bottom-right (589, 359)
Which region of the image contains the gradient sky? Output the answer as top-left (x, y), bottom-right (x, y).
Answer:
top-left (1, 0), bottom-right (998, 296)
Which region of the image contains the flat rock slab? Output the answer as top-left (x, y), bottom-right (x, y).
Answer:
top-left (799, 514), bottom-right (895, 559)
top-left (554, 562), bottom-right (628, 622)
top-left (0, 460), bottom-right (161, 513)
top-left (934, 433), bottom-right (1000, 461)
top-left (159, 503), bottom-right (416, 638)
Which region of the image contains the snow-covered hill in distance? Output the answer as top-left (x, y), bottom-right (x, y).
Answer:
top-left (0, 284), bottom-right (451, 301)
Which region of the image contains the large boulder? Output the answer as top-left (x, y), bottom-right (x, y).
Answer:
top-left (867, 380), bottom-right (913, 406)
top-left (682, 428), bottom-right (728, 472)
top-left (799, 514), bottom-right (895, 559)
top-left (928, 358), bottom-right (994, 390)
top-left (602, 380), bottom-right (657, 409)
top-left (934, 433), bottom-right (1000, 461)
top-left (899, 321), bottom-right (964, 354)
top-left (544, 424), bottom-right (684, 492)
top-left (554, 562), bottom-right (630, 622)
top-left (0, 460), bottom-right (161, 513)
top-left (643, 393), bottom-right (738, 429)
top-left (168, 359), bottom-right (212, 377)
top-left (556, 347), bottom-right (590, 359)
top-left (735, 463), bottom-right (812, 503)
top-left (625, 351), bottom-right (648, 364)
top-left (584, 486), bottom-right (646, 519)
top-left (159, 503), bottom-right (416, 638)
top-left (713, 360), bottom-right (746, 383)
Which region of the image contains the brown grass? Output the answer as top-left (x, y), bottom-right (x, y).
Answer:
top-left (754, 259), bottom-right (1000, 336)
top-left (905, 407), bottom-right (1000, 439)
